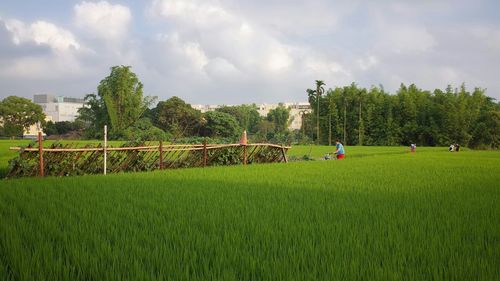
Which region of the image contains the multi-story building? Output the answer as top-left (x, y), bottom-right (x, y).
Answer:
top-left (33, 94), bottom-right (86, 122)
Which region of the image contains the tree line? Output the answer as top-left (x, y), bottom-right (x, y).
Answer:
top-left (76, 66), bottom-right (291, 142)
top-left (305, 81), bottom-right (499, 148)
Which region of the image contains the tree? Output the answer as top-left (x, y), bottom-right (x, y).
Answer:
top-left (200, 111), bottom-right (241, 138)
top-left (325, 91), bottom-right (339, 146)
top-left (306, 80), bottom-right (325, 144)
top-left (154, 96), bottom-right (203, 139)
top-left (216, 105), bottom-right (261, 133)
top-left (306, 81), bottom-right (498, 148)
top-left (122, 118), bottom-right (168, 141)
top-left (77, 93), bottom-right (109, 139)
top-left (44, 120), bottom-right (85, 136)
top-left (98, 66), bottom-right (154, 137)
top-left (255, 120), bottom-right (275, 142)
top-left (267, 104), bottom-right (290, 134)
top-left (0, 96), bottom-right (45, 138)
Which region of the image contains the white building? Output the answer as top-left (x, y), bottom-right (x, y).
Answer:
top-left (34, 94), bottom-right (86, 122)
top-left (192, 104), bottom-right (222, 113)
top-left (23, 116), bottom-right (53, 139)
top-left (192, 102), bottom-right (312, 130)
top-left (284, 102), bottom-right (312, 130)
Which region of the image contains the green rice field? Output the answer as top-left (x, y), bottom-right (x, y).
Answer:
top-left (0, 140), bottom-right (499, 280)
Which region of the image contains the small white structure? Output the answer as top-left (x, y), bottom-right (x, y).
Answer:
top-left (34, 94), bottom-right (86, 122)
top-left (23, 116), bottom-right (53, 139)
top-left (285, 102), bottom-right (312, 130)
top-left (192, 104), bottom-right (222, 113)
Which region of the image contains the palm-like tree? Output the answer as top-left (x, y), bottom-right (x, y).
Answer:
top-left (312, 80), bottom-right (325, 144)
top-left (306, 88), bottom-right (316, 140)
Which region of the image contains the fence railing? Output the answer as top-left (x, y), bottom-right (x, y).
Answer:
top-left (7, 133), bottom-right (290, 178)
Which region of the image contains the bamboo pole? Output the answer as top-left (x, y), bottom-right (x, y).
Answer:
top-left (159, 140), bottom-right (164, 170)
top-left (203, 139), bottom-right (207, 167)
top-left (243, 145), bottom-right (247, 165)
top-left (38, 131), bottom-right (44, 177)
top-left (281, 147), bottom-right (288, 163)
top-left (104, 125), bottom-right (107, 175)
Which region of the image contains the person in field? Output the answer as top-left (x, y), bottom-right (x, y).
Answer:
top-left (449, 144), bottom-right (455, 152)
top-left (334, 139), bottom-right (345, 160)
top-left (410, 143), bottom-right (416, 153)
top-left (455, 143), bottom-right (460, 152)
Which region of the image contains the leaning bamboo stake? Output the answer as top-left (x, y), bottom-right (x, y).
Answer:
top-left (38, 131), bottom-right (44, 177)
top-left (203, 139), bottom-right (207, 167)
top-left (159, 140), bottom-right (164, 170)
top-left (281, 147), bottom-right (288, 163)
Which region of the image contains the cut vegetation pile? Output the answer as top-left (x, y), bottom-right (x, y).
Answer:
top-left (0, 144), bottom-right (499, 280)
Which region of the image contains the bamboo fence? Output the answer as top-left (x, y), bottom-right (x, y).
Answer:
top-left (7, 133), bottom-right (290, 178)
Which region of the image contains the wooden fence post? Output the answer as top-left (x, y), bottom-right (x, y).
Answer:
top-left (203, 139), bottom-right (207, 167)
top-left (38, 131), bottom-right (44, 177)
top-left (159, 140), bottom-right (164, 170)
top-left (103, 125), bottom-right (107, 175)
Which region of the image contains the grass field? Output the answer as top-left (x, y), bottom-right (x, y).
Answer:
top-left (0, 140), bottom-right (499, 280)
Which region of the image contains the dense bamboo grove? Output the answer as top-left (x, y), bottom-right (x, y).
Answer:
top-left (304, 83), bottom-right (499, 148)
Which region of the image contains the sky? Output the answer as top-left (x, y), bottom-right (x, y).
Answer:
top-left (0, 0), bottom-right (499, 104)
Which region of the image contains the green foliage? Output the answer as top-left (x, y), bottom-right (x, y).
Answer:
top-left (216, 104), bottom-right (261, 133)
top-left (122, 118), bottom-right (169, 141)
top-left (76, 93), bottom-right (109, 139)
top-left (266, 104), bottom-right (290, 134)
top-left (0, 149), bottom-right (499, 280)
top-left (254, 119), bottom-right (275, 142)
top-left (308, 82), bottom-right (499, 148)
top-left (44, 120), bottom-right (85, 136)
top-left (200, 111), bottom-right (241, 139)
top-left (97, 66), bottom-right (155, 138)
top-left (77, 66), bottom-right (155, 139)
top-left (0, 96), bottom-right (45, 137)
top-left (153, 96), bottom-right (202, 139)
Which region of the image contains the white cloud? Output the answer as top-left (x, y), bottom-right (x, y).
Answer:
top-left (0, 18), bottom-right (89, 81)
top-left (149, 0), bottom-right (231, 27)
top-left (357, 56), bottom-right (378, 71)
top-left (4, 19), bottom-right (80, 51)
top-left (74, 1), bottom-right (131, 42)
top-left (204, 57), bottom-right (240, 78)
top-left (149, 0), bottom-right (297, 76)
top-left (156, 33), bottom-right (208, 74)
top-left (380, 25), bottom-right (436, 53)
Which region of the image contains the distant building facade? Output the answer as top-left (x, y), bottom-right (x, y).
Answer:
top-left (23, 116), bottom-right (53, 139)
top-left (285, 102), bottom-right (312, 130)
top-left (33, 94), bottom-right (85, 122)
top-left (192, 102), bottom-right (312, 130)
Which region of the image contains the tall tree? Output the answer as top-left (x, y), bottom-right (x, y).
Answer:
top-left (97, 66), bottom-right (154, 137)
top-left (0, 96), bottom-right (46, 138)
top-left (77, 93), bottom-right (109, 138)
top-left (315, 81), bottom-right (325, 144)
top-left (306, 80), bottom-right (325, 144)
